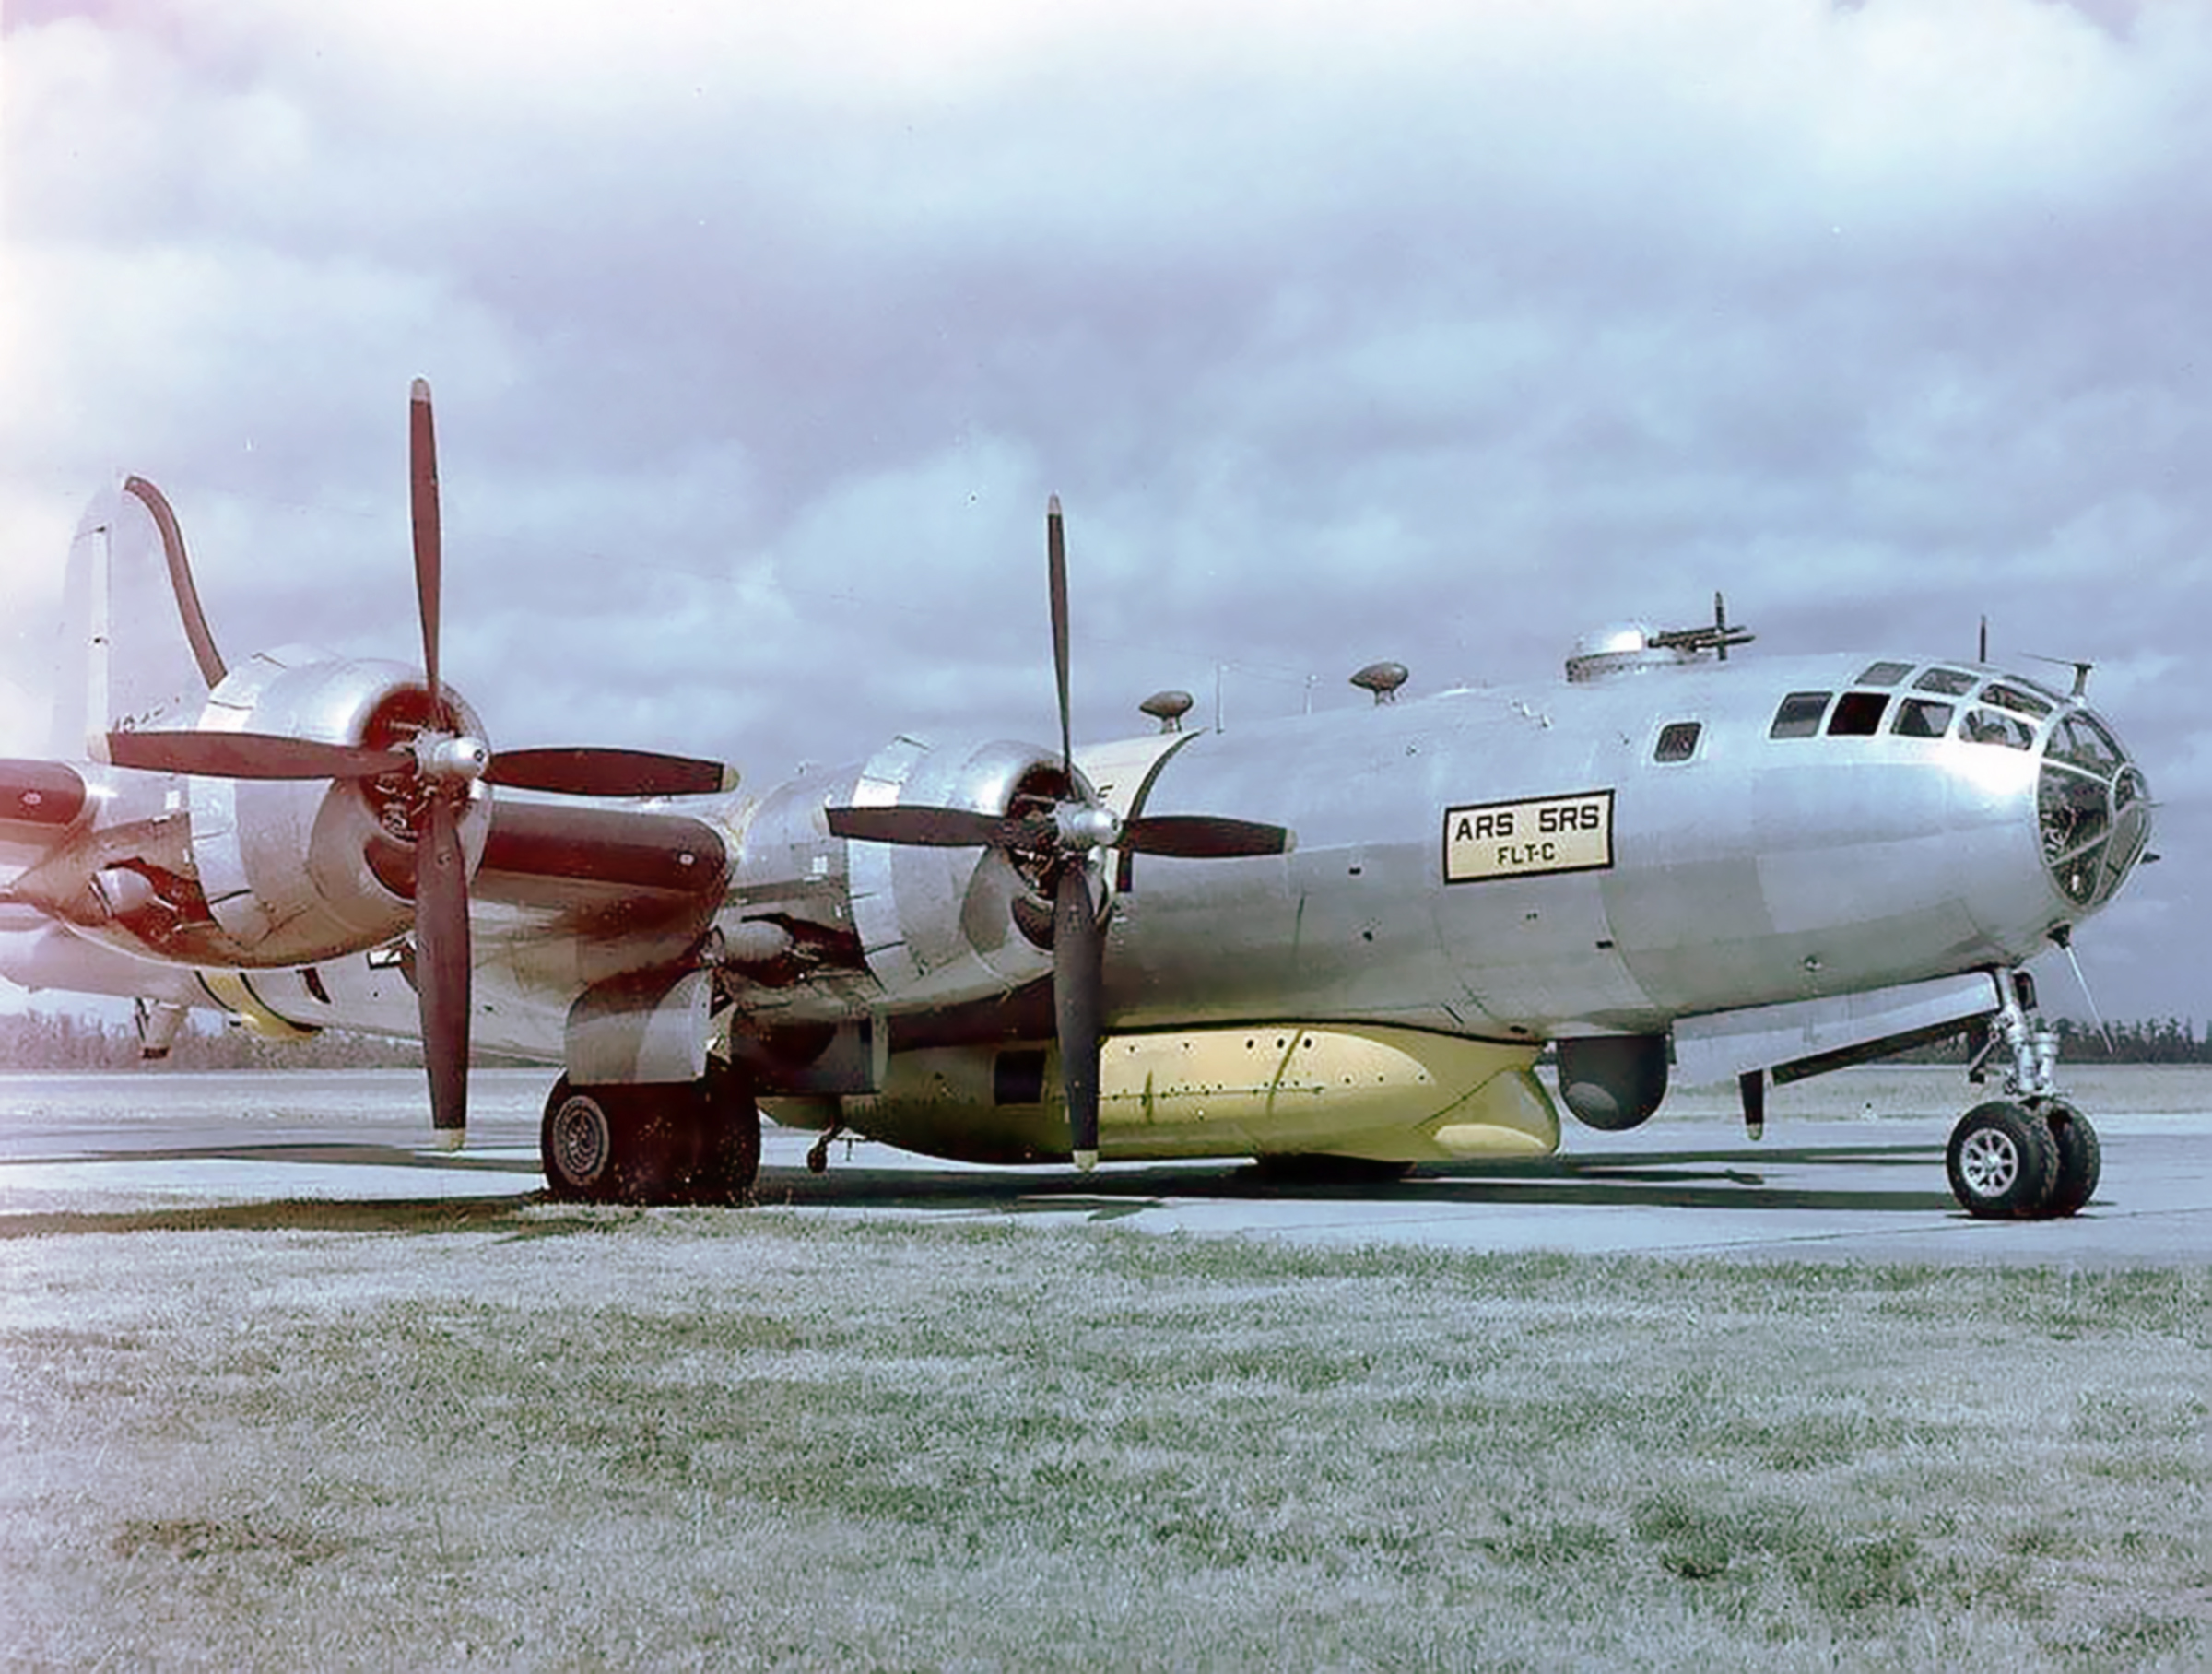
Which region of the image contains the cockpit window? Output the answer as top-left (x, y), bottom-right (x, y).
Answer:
top-left (2050, 713), bottom-right (2123, 774)
top-left (1827, 691), bottom-right (1889, 736)
top-left (1913, 667), bottom-right (1978, 697)
top-left (2041, 767), bottom-right (2112, 903)
top-left (2034, 713), bottom-right (2148, 915)
top-left (1654, 721), bottom-right (1701, 763)
top-left (1855, 660), bottom-right (1913, 687)
top-left (1981, 681), bottom-right (2053, 721)
top-left (1770, 691), bottom-right (1831, 738)
top-left (1961, 708), bottom-right (2036, 750)
top-left (1893, 698), bottom-right (1954, 738)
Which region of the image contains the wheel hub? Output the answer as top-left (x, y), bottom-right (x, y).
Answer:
top-left (549, 1094), bottom-right (613, 1185)
top-left (1957, 1126), bottom-right (2019, 1197)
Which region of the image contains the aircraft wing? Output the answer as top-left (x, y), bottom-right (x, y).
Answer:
top-left (399, 797), bottom-right (732, 1001)
top-left (432, 798), bottom-right (727, 922)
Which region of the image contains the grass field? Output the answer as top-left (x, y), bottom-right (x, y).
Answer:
top-left (4, 1201), bottom-right (2209, 1670)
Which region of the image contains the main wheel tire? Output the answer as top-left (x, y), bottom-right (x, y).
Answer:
top-left (2040, 1102), bottom-right (2101, 1219)
top-left (681, 1068), bottom-right (761, 1206)
top-left (1946, 1100), bottom-right (2059, 1220)
top-left (541, 1078), bottom-right (620, 1201)
top-left (539, 1080), bottom-right (688, 1204)
top-left (540, 1075), bottom-right (762, 1206)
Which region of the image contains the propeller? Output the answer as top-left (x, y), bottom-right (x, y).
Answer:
top-left (824, 495), bottom-right (1292, 1170)
top-left (104, 380), bottom-right (738, 1148)
top-left (105, 729), bottom-right (733, 796)
top-left (403, 376), bottom-right (470, 1150)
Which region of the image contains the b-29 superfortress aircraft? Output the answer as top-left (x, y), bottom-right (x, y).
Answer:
top-left (0, 384), bottom-right (2156, 1220)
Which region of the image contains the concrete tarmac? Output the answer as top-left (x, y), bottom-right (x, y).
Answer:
top-left (3, 1066), bottom-right (2206, 1264)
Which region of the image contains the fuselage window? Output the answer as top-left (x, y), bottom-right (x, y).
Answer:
top-left (1961, 708), bottom-right (2036, 750)
top-left (1770, 691), bottom-right (1831, 738)
top-left (1980, 681), bottom-right (2054, 720)
top-left (1654, 721), bottom-right (1701, 762)
top-left (1913, 667), bottom-right (1978, 697)
top-left (1892, 697), bottom-right (1955, 738)
top-left (1855, 660), bottom-right (1913, 687)
top-left (1827, 691), bottom-right (1889, 736)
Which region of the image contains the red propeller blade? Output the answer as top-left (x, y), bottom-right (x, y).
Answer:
top-left (1048, 495), bottom-right (1072, 781)
top-left (107, 730), bottom-right (410, 782)
top-left (414, 792), bottom-right (471, 1144)
top-left (1053, 862), bottom-right (1103, 1171)
top-left (410, 378), bottom-right (444, 722)
top-left (488, 748), bottom-right (734, 798)
top-left (1122, 813), bottom-right (1293, 859)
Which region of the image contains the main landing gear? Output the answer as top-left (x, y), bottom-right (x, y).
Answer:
top-left (539, 1067), bottom-right (761, 1206)
top-left (1944, 972), bottom-right (2101, 1220)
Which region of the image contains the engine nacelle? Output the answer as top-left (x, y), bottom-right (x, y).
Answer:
top-left (725, 736), bottom-right (1064, 1014)
top-left (841, 736), bottom-right (1069, 1006)
top-left (79, 647), bottom-right (491, 967)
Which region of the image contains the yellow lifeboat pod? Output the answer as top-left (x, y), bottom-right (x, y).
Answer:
top-left (839, 1025), bottom-right (1560, 1165)
top-left (1097, 1024), bottom-right (1559, 1164)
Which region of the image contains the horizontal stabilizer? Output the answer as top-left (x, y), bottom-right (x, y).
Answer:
top-left (0, 760), bottom-right (88, 828)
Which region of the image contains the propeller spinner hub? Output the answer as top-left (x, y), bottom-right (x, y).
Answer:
top-left (1055, 801), bottom-right (1123, 854)
top-left (414, 732), bottom-right (492, 787)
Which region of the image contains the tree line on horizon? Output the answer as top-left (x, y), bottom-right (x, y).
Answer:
top-left (0, 1005), bottom-right (2208, 1073)
top-left (0, 1008), bottom-right (426, 1071)
top-left (1894, 1014), bottom-right (2212, 1067)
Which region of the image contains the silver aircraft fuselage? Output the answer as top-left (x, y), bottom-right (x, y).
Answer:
top-left (1092, 649), bottom-right (2145, 1041)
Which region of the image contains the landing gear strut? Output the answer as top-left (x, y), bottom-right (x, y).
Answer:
top-left (540, 1067), bottom-right (761, 1206)
top-left (1945, 972), bottom-right (2100, 1220)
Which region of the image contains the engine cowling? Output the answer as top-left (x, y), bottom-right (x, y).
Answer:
top-left (87, 647), bottom-right (492, 967)
top-left (728, 736), bottom-right (1065, 1014)
top-left (842, 736), bottom-right (1075, 1006)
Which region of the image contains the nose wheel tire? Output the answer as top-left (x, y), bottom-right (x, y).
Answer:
top-left (1945, 1099), bottom-right (2099, 1220)
top-left (1946, 1101), bottom-right (2057, 1219)
top-left (2039, 1101), bottom-right (2101, 1220)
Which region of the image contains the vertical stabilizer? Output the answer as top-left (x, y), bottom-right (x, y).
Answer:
top-left (48, 477), bottom-right (226, 762)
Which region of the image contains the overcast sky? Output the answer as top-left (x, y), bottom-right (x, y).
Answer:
top-left (2, 0), bottom-right (2205, 1023)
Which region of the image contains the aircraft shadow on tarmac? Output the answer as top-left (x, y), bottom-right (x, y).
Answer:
top-left (750, 1141), bottom-right (1959, 1219)
top-left (0, 1138), bottom-right (1964, 1237)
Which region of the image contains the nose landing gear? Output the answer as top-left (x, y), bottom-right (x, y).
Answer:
top-left (1945, 972), bottom-right (2101, 1220)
